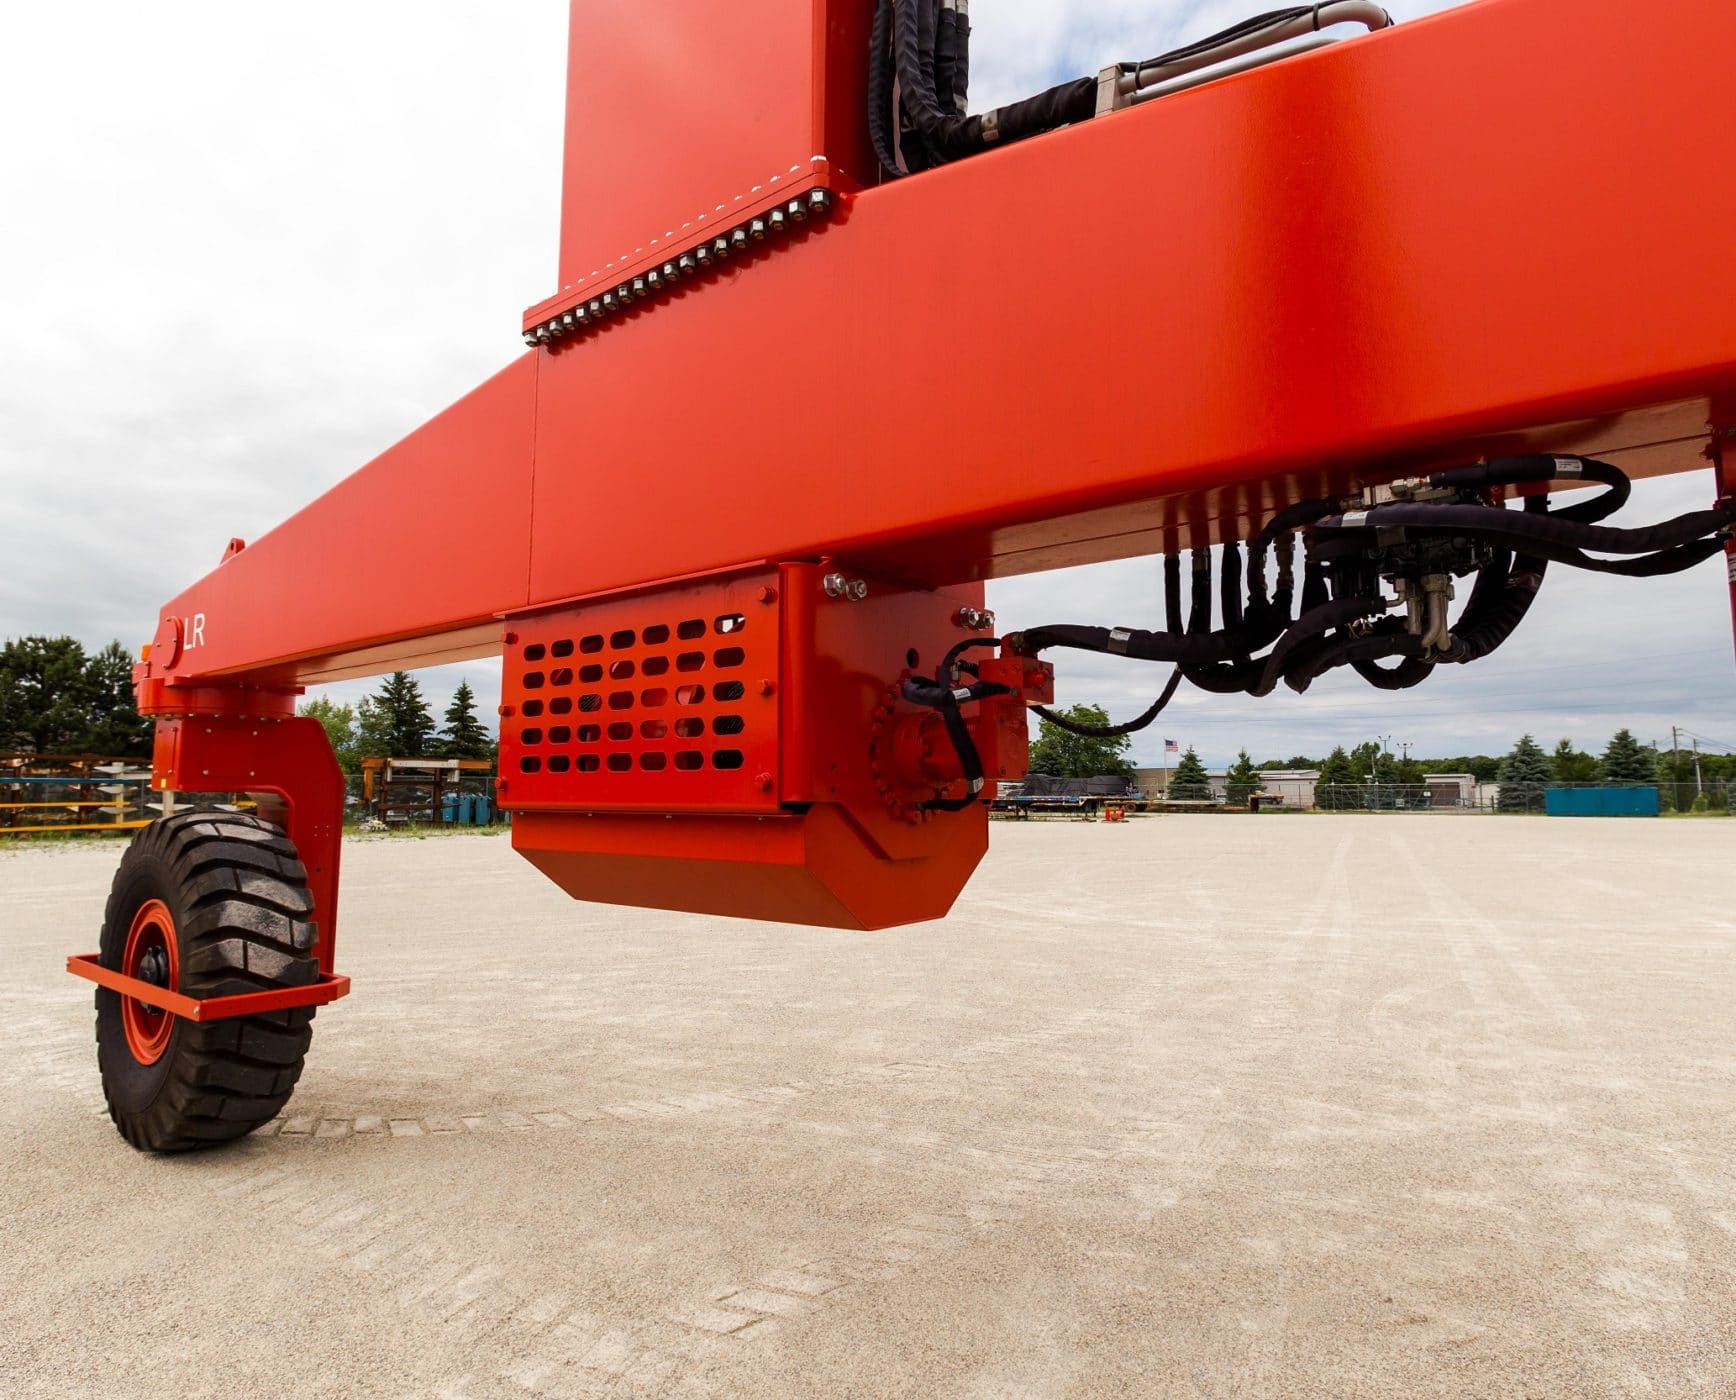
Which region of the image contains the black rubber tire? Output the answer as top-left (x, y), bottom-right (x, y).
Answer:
top-left (95, 811), bottom-right (320, 1152)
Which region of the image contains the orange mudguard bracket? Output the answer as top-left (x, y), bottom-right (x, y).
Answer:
top-left (67, 956), bottom-right (350, 1022)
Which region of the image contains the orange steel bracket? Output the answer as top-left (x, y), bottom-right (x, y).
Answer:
top-left (66, 956), bottom-right (350, 1022)
top-left (138, 700), bottom-right (347, 976)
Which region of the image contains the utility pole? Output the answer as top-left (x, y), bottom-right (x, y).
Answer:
top-left (1671, 724), bottom-right (1683, 805)
top-left (1694, 736), bottom-right (1704, 796)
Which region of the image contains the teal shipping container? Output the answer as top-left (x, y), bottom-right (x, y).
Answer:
top-left (1544, 786), bottom-right (1660, 817)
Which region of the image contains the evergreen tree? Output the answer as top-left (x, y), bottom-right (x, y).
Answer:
top-left (1393, 756), bottom-right (1426, 787)
top-left (1224, 748), bottom-right (1260, 806)
top-left (1497, 734), bottom-right (1550, 811)
top-left (0, 637), bottom-right (152, 756)
top-left (1168, 745), bottom-right (1211, 801)
top-left (1025, 704), bottom-right (1135, 779)
top-left (1550, 738), bottom-right (1600, 784)
top-left (71, 641), bottom-right (152, 756)
top-left (364, 672), bottom-right (436, 758)
top-left (439, 679), bottom-right (492, 760)
top-left (300, 698), bottom-right (360, 772)
top-left (1315, 745), bottom-right (1357, 810)
top-left (0, 636), bottom-right (92, 752)
top-left (1600, 727), bottom-right (1656, 784)
top-left (355, 695), bottom-right (391, 760)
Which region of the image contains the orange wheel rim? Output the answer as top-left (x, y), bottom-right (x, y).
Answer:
top-left (121, 898), bottom-right (178, 1065)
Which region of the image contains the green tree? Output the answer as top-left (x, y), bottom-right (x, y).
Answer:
top-left (1550, 738), bottom-right (1600, 784)
top-left (1168, 745), bottom-right (1211, 801)
top-left (71, 641), bottom-right (152, 756)
top-left (355, 695), bottom-right (391, 760)
top-left (1316, 745), bottom-right (1356, 809)
top-left (363, 672), bottom-right (436, 758)
top-left (0, 636), bottom-right (92, 752)
top-left (439, 679), bottom-right (492, 760)
top-left (1224, 748), bottom-right (1260, 806)
top-left (1600, 728), bottom-right (1656, 784)
top-left (1498, 734), bottom-right (1551, 811)
top-left (300, 697), bottom-right (360, 772)
top-left (1025, 705), bottom-right (1134, 779)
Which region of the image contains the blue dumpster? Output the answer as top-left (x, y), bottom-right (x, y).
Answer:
top-left (1544, 786), bottom-right (1659, 817)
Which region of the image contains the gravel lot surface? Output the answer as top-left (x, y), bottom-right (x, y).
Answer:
top-left (2, 816), bottom-right (1733, 1398)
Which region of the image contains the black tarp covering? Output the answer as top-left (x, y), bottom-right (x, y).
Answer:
top-left (1016, 774), bottom-right (1136, 799)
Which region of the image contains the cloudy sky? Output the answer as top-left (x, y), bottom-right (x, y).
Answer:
top-left (3, 0), bottom-right (1731, 769)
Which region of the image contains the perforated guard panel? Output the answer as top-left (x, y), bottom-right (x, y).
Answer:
top-left (498, 569), bottom-right (781, 814)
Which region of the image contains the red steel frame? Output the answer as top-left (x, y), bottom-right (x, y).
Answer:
top-left (110, 0), bottom-right (1736, 988)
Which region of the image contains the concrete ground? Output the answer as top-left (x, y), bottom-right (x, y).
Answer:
top-left (2, 816), bottom-right (1734, 1398)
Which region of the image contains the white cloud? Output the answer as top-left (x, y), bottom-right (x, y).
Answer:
top-left (4, 0), bottom-right (1729, 765)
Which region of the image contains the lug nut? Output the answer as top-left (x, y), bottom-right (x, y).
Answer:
top-left (678, 253), bottom-right (697, 273)
top-left (748, 219), bottom-right (767, 241)
top-left (787, 198), bottom-right (806, 223)
top-left (768, 209), bottom-right (786, 232)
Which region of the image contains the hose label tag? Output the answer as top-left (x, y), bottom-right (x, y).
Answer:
top-left (1553, 457), bottom-right (1584, 478)
top-left (1108, 628), bottom-right (1133, 654)
top-left (1341, 511), bottom-right (1369, 528)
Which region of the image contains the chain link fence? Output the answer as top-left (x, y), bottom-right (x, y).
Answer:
top-left (1310, 781), bottom-right (1732, 814)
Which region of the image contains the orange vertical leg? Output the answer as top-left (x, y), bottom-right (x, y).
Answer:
top-left (149, 711), bottom-right (346, 973)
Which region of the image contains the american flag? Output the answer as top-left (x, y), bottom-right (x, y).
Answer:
top-left (1164, 739), bottom-right (1179, 753)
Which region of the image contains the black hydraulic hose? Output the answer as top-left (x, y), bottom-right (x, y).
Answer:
top-left (1249, 594), bottom-right (1390, 696)
top-left (951, 0), bottom-right (971, 115)
top-left (1189, 549), bottom-right (1212, 635)
top-left (1552, 536), bottom-right (1731, 577)
top-left (1284, 627), bottom-right (1427, 694)
top-left (1009, 623), bottom-right (1244, 667)
top-left (935, 0), bottom-right (959, 127)
top-left (1123, 5), bottom-right (1369, 71)
top-left (892, 0), bottom-right (1096, 170)
top-left (1256, 496), bottom-right (1339, 551)
top-left (1430, 455), bottom-right (1630, 524)
top-left (1352, 654), bottom-right (1435, 690)
top-left (868, 0), bottom-right (900, 174)
top-left (1441, 557), bottom-right (1546, 664)
top-left (1163, 553), bottom-right (1184, 633)
top-left (900, 673), bottom-right (1016, 813)
top-left (1030, 668), bottom-right (1184, 737)
top-left (1318, 499), bottom-right (1736, 559)
top-left (1221, 541), bottom-right (1245, 632)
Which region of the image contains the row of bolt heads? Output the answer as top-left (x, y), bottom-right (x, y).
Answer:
top-left (525, 189), bottom-right (835, 347)
top-left (823, 572), bottom-right (996, 632)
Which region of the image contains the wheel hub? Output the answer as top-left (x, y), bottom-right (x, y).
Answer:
top-left (137, 947), bottom-right (169, 988)
top-left (120, 899), bottom-right (178, 1066)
